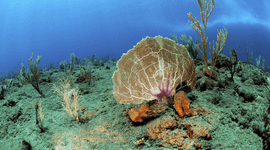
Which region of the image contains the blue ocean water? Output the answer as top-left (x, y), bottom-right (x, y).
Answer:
top-left (0, 0), bottom-right (269, 76)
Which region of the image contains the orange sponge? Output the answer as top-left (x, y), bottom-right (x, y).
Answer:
top-left (174, 91), bottom-right (193, 117)
top-left (128, 104), bottom-right (149, 122)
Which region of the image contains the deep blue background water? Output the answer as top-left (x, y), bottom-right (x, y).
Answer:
top-left (0, 0), bottom-right (269, 76)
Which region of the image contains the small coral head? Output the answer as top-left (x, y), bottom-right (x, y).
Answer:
top-left (149, 74), bottom-right (175, 104)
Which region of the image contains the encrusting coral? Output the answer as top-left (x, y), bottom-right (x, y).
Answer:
top-left (112, 36), bottom-right (196, 104)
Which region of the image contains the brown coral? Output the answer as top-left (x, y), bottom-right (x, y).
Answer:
top-left (112, 36), bottom-right (196, 104)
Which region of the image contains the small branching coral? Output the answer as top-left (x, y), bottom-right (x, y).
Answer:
top-left (52, 78), bottom-right (83, 122)
top-left (21, 53), bottom-right (45, 97)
